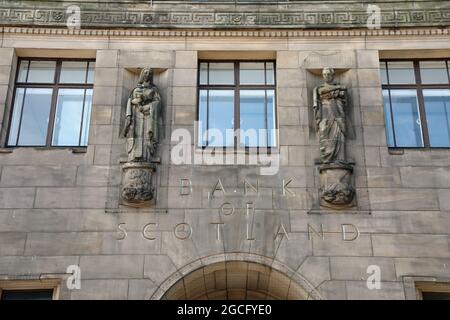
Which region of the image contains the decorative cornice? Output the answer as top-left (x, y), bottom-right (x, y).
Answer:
top-left (0, 1), bottom-right (449, 29)
top-left (2, 26), bottom-right (450, 38)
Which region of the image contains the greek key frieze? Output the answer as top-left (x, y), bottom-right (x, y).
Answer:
top-left (0, 7), bottom-right (449, 28)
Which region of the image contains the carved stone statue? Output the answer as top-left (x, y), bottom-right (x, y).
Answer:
top-left (313, 67), bottom-right (347, 164)
top-left (123, 67), bottom-right (161, 162)
top-left (313, 68), bottom-right (355, 209)
top-left (120, 67), bottom-right (161, 207)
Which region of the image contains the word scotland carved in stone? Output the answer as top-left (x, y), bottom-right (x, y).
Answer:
top-left (116, 220), bottom-right (361, 243)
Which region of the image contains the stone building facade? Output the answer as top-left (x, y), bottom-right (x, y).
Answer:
top-left (0, 0), bottom-right (450, 300)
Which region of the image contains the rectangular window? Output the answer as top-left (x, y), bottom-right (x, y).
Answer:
top-left (380, 59), bottom-right (450, 148)
top-left (422, 292), bottom-right (450, 300)
top-left (198, 61), bottom-right (277, 149)
top-left (0, 280), bottom-right (58, 300)
top-left (7, 59), bottom-right (95, 147)
top-left (416, 282), bottom-right (450, 300)
top-left (1, 289), bottom-right (54, 300)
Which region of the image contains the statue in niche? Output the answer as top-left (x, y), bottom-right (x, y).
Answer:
top-left (312, 67), bottom-right (355, 208)
top-left (121, 67), bottom-right (161, 207)
top-left (123, 67), bottom-right (161, 162)
top-left (313, 67), bottom-right (348, 165)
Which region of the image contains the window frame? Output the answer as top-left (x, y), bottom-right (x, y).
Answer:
top-left (416, 281), bottom-right (450, 300)
top-left (197, 60), bottom-right (278, 152)
top-left (6, 57), bottom-right (95, 148)
top-left (0, 279), bottom-right (59, 300)
top-left (381, 58), bottom-right (450, 149)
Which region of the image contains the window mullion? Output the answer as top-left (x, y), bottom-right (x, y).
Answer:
top-left (414, 60), bottom-right (430, 147)
top-left (13, 59), bottom-right (30, 145)
top-left (25, 60), bottom-right (31, 83)
top-left (85, 62), bottom-right (90, 84)
top-left (385, 61), bottom-right (390, 85)
top-left (264, 62), bottom-right (268, 150)
top-left (78, 89), bottom-right (88, 146)
top-left (46, 60), bottom-right (62, 147)
top-left (235, 61), bottom-right (240, 150)
top-left (206, 89), bottom-right (209, 148)
top-left (387, 89), bottom-right (397, 147)
top-left (14, 87), bottom-right (28, 146)
top-left (264, 89), bottom-right (268, 148)
top-left (447, 60), bottom-right (450, 84)
top-left (444, 92), bottom-right (450, 145)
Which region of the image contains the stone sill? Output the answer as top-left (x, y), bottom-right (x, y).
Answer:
top-left (308, 209), bottom-right (371, 215)
top-left (71, 147), bottom-right (88, 154)
top-left (106, 208), bottom-right (169, 214)
top-left (388, 148), bottom-right (405, 155)
top-left (0, 147), bottom-right (87, 154)
top-left (388, 147), bottom-right (450, 155)
top-left (0, 148), bottom-right (13, 154)
top-left (194, 148), bottom-right (279, 155)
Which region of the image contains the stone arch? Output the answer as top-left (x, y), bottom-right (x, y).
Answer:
top-left (150, 253), bottom-right (322, 300)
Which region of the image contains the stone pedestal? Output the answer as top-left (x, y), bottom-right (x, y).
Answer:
top-left (121, 162), bottom-right (156, 207)
top-left (318, 163), bottom-right (355, 209)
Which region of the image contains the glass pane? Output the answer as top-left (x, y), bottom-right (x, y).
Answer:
top-left (240, 62), bottom-right (265, 85)
top-left (240, 90), bottom-right (268, 147)
top-left (199, 62), bottom-right (208, 85)
top-left (80, 89), bottom-right (93, 146)
top-left (17, 60), bottom-right (29, 82)
top-left (267, 89), bottom-right (276, 147)
top-left (422, 292), bottom-right (450, 300)
top-left (27, 61), bottom-right (56, 83)
top-left (198, 90), bottom-right (208, 146)
top-left (389, 89), bottom-right (423, 147)
top-left (387, 61), bottom-right (415, 84)
top-left (60, 61), bottom-right (88, 83)
top-left (382, 90), bottom-right (395, 147)
top-left (380, 61), bottom-right (388, 85)
top-left (17, 88), bottom-right (53, 146)
top-left (266, 62), bottom-right (275, 85)
top-left (8, 88), bottom-right (26, 145)
top-left (206, 90), bottom-right (234, 147)
top-left (52, 89), bottom-right (85, 146)
top-left (420, 61), bottom-right (449, 84)
top-left (87, 62), bottom-right (95, 84)
top-left (209, 63), bottom-right (234, 85)
top-left (1, 290), bottom-right (53, 300)
top-left (423, 89), bottom-right (450, 147)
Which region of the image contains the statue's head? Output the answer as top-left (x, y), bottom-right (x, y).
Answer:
top-left (322, 67), bottom-right (335, 83)
top-left (139, 67), bottom-right (153, 84)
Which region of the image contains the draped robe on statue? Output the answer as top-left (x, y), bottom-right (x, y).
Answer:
top-left (313, 83), bottom-right (347, 164)
top-left (125, 84), bottom-right (161, 162)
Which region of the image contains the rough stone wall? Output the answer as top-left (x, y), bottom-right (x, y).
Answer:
top-left (0, 27), bottom-right (449, 299)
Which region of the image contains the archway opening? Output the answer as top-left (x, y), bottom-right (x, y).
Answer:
top-left (162, 261), bottom-right (309, 300)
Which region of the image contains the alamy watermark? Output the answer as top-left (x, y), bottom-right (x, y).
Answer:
top-left (66, 265), bottom-right (81, 290)
top-left (367, 4), bottom-right (382, 30)
top-left (66, 6), bottom-right (81, 30)
top-left (171, 123), bottom-right (280, 175)
top-left (366, 265), bottom-right (382, 290)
